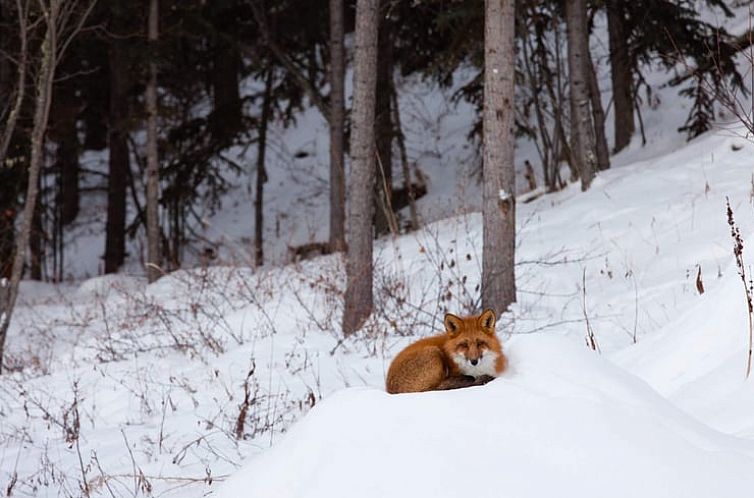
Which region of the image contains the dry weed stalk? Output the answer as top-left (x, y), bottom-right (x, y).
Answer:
top-left (581, 268), bottom-right (600, 353)
top-left (726, 199), bottom-right (753, 378)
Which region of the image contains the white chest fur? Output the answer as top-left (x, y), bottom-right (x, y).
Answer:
top-left (452, 351), bottom-right (499, 378)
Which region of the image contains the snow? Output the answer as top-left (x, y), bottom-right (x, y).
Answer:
top-left (218, 336), bottom-right (754, 498)
top-left (5, 5), bottom-right (754, 497)
top-left (8, 121), bottom-right (754, 495)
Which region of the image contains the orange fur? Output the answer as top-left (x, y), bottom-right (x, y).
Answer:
top-left (385, 309), bottom-right (507, 394)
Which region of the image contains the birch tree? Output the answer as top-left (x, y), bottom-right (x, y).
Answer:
top-left (343, 0), bottom-right (378, 335)
top-left (0, 0), bottom-right (96, 373)
top-left (482, 0), bottom-right (516, 316)
top-left (565, 0), bottom-right (596, 191)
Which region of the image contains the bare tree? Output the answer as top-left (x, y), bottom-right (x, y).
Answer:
top-left (565, 0), bottom-right (596, 191)
top-left (145, 0), bottom-right (161, 282)
top-left (0, 0), bottom-right (97, 372)
top-left (343, 0), bottom-right (378, 336)
top-left (0, 0), bottom-right (30, 168)
top-left (328, 0), bottom-right (346, 252)
top-left (606, 0), bottom-right (634, 153)
top-left (482, 0), bottom-right (516, 316)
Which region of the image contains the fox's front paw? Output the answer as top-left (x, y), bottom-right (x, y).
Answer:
top-left (472, 375), bottom-right (495, 386)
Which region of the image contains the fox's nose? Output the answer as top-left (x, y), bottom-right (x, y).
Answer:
top-left (470, 359), bottom-right (478, 366)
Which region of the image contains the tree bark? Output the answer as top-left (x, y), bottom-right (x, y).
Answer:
top-left (145, 0), bottom-right (161, 283)
top-left (104, 4), bottom-right (130, 274)
top-left (606, 0), bottom-right (634, 153)
top-left (482, 0), bottom-right (516, 316)
top-left (328, 0), bottom-right (346, 252)
top-left (343, 0), bottom-right (378, 336)
top-left (254, 70), bottom-right (273, 268)
top-left (0, 1), bottom-right (57, 372)
top-left (565, 0), bottom-right (596, 191)
top-left (586, 50), bottom-right (610, 171)
top-left (374, 7), bottom-right (395, 236)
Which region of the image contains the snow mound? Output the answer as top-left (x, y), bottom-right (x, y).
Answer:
top-left (217, 335), bottom-right (754, 498)
top-left (614, 254), bottom-right (754, 436)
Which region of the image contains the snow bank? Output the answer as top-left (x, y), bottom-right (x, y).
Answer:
top-left (217, 335), bottom-right (754, 498)
top-left (614, 250), bottom-right (754, 436)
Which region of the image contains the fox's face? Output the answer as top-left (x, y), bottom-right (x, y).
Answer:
top-left (443, 309), bottom-right (502, 377)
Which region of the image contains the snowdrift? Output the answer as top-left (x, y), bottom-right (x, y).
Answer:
top-left (614, 252), bottom-right (754, 436)
top-left (217, 335), bottom-right (754, 498)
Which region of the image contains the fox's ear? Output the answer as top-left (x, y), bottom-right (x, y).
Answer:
top-left (479, 309), bottom-right (496, 335)
top-left (444, 313), bottom-right (463, 336)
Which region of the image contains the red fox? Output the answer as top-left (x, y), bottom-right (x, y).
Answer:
top-left (386, 309), bottom-right (507, 394)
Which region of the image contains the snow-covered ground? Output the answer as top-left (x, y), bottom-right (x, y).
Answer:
top-left (5, 6), bottom-right (754, 496)
top-left (5, 121), bottom-right (754, 496)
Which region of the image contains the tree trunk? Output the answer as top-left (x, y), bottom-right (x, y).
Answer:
top-left (0, 2), bottom-right (8, 100)
top-left (343, 0), bottom-right (378, 336)
top-left (565, 0), bottom-right (596, 191)
top-left (373, 7), bottom-right (395, 236)
top-left (482, 0), bottom-right (516, 316)
top-left (104, 5), bottom-right (130, 274)
top-left (544, 23), bottom-right (577, 183)
top-left (586, 50), bottom-right (610, 171)
top-left (254, 70), bottom-right (273, 268)
top-left (0, 2), bottom-right (57, 372)
top-left (145, 0), bottom-right (161, 283)
top-left (606, 0), bottom-right (634, 153)
top-left (391, 84), bottom-right (419, 230)
top-left (54, 85), bottom-right (80, 225)
top-left (210, 41), bottom-right (242, 144)
top-left (82, 78), bottom-right (109, 151)
top-left (328, 0), bottom-right (346, 252)
top-left (29, 194), bottom-right (43, 281)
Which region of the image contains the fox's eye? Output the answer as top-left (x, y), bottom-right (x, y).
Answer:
top-left (458, 341), bottom-right (468, 349)
top-left (477, 340), bottom-right (487, 349)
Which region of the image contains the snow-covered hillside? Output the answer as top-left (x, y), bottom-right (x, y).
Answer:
top-left (4, 120), bottom-right (754, 496)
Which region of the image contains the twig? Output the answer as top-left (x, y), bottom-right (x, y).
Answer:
top-left (581, 268), bottom-right (600, 353)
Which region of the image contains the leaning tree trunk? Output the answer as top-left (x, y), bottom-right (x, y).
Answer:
top-left (586, 51), bottom-right (610, 171)
top-left (0, 4), bottom-right (57, 372)
top-left (565, 0), bottom-right (596, 191)
top-left (391, 83), bottom-right (419, 230)
top-left (145, 0), bottom-right (161, 283)
top-left (343, 0), bottom-right (378, 336)
top-left (606, 0), bottom-right (634, 153)
top-left (482, 0), bottom-right (516, 316)
top-left (105, 4), bottom-right (130, 274)
top-left (254, 70), bottom-right (273, 268)
top-left (373, 5), bottom-right (395, 237)
top-left (328, 0), bottom-right (346, 252)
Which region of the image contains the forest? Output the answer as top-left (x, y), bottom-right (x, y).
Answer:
top-left (2, 0), bottom-right (754, 497)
